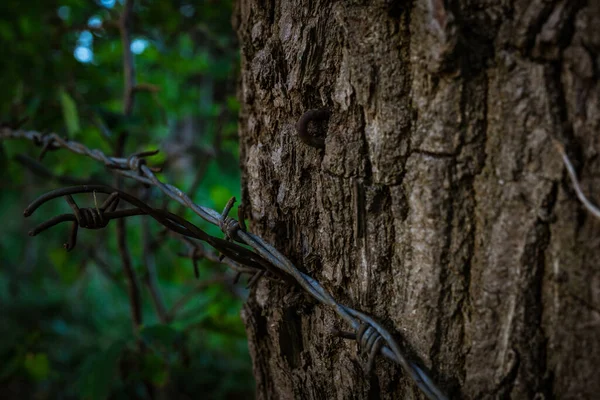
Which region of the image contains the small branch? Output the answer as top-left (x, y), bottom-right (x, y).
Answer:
top-left (554, 140), bottom-right (600, 219)
top-left (141, 189), bottom-right (168, 323)
top-left (116, 0), bottom-right (140, 334)
top-left (120, 0), bottom-right (136, 116)
top-left (115, 217), bottom-right (143, 329)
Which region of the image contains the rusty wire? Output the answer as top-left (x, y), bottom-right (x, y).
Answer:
top-left (1, 127), bottom-right (447, 400)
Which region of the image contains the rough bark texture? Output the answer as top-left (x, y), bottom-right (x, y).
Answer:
top-left (233, 1), bottom-right (600, 398)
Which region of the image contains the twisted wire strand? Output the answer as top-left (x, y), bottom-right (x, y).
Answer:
top-left (553, 139), bottom-right (600, 219)
top-left (1, 127), bottom-right (447, 400)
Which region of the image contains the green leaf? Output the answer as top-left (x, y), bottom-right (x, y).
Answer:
top-left (50, 248), bottom-right (79, 284)
top-left (59, 88), bottom-right (80, 136)
top-left (77, 340), bottom-right (127, 400)
top-left (23, 352), bottom-right (50, 381)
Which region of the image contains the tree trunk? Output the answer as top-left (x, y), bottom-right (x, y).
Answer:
top-left (234, 1), bottom-right (600, 398)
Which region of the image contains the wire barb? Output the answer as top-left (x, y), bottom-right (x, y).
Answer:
top-left (26, 190), bottom-right (131, 251)
top-left (334, 323), bottom-right (392, 376)
top-left (246, 270), bottom-right (265, 289)
top-left (357, 323), bottom-right (385, 375)
top-left (219, 196), bottom-right (241, 241)
top-left (34, 132), bottom-right (60, 160)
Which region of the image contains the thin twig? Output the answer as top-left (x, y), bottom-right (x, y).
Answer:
top-left (116, 0), bottom-right (141, 331)
top-left (120, 0), bottom-right (136, 116)
top-left (554, 139), bottom-right (600, 219)
top-left (116, 217), bottom-right (142, 328)
top-left (141, 189), bottom-right (168, 323)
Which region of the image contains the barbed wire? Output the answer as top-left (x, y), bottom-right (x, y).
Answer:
top-left (1, 127), bottom-right (447, 400)
top-left (553, 139), bottom-right (600, 219)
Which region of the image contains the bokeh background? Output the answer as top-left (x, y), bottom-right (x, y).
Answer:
top-left (0, 1), bottom-right (254, 398)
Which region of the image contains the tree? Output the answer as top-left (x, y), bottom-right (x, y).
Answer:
top-left (3, 1), bottom-right (600, 399)
top-left (234, 0), bottom-right (600, 398)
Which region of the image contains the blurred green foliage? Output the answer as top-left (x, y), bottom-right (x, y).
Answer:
top-left (0, 1), bottom-right (253, 399)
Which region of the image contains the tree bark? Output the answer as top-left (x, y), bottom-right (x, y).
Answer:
top-left (234, 0), bottom-right (600, 398)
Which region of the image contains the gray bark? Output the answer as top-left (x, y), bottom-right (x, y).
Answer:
top-left (234, 0), bottom-right (600, 398)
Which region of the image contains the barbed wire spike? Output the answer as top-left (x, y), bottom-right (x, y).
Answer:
top-left (246, 270), bottom-right (265, 289)
top-left (219, 196), bottom-right (241, 241)
top-left (36, 133), bottom-right (60, 161)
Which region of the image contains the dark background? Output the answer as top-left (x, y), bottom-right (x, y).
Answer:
top-left (0, 1), bottom-right (254, 398)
